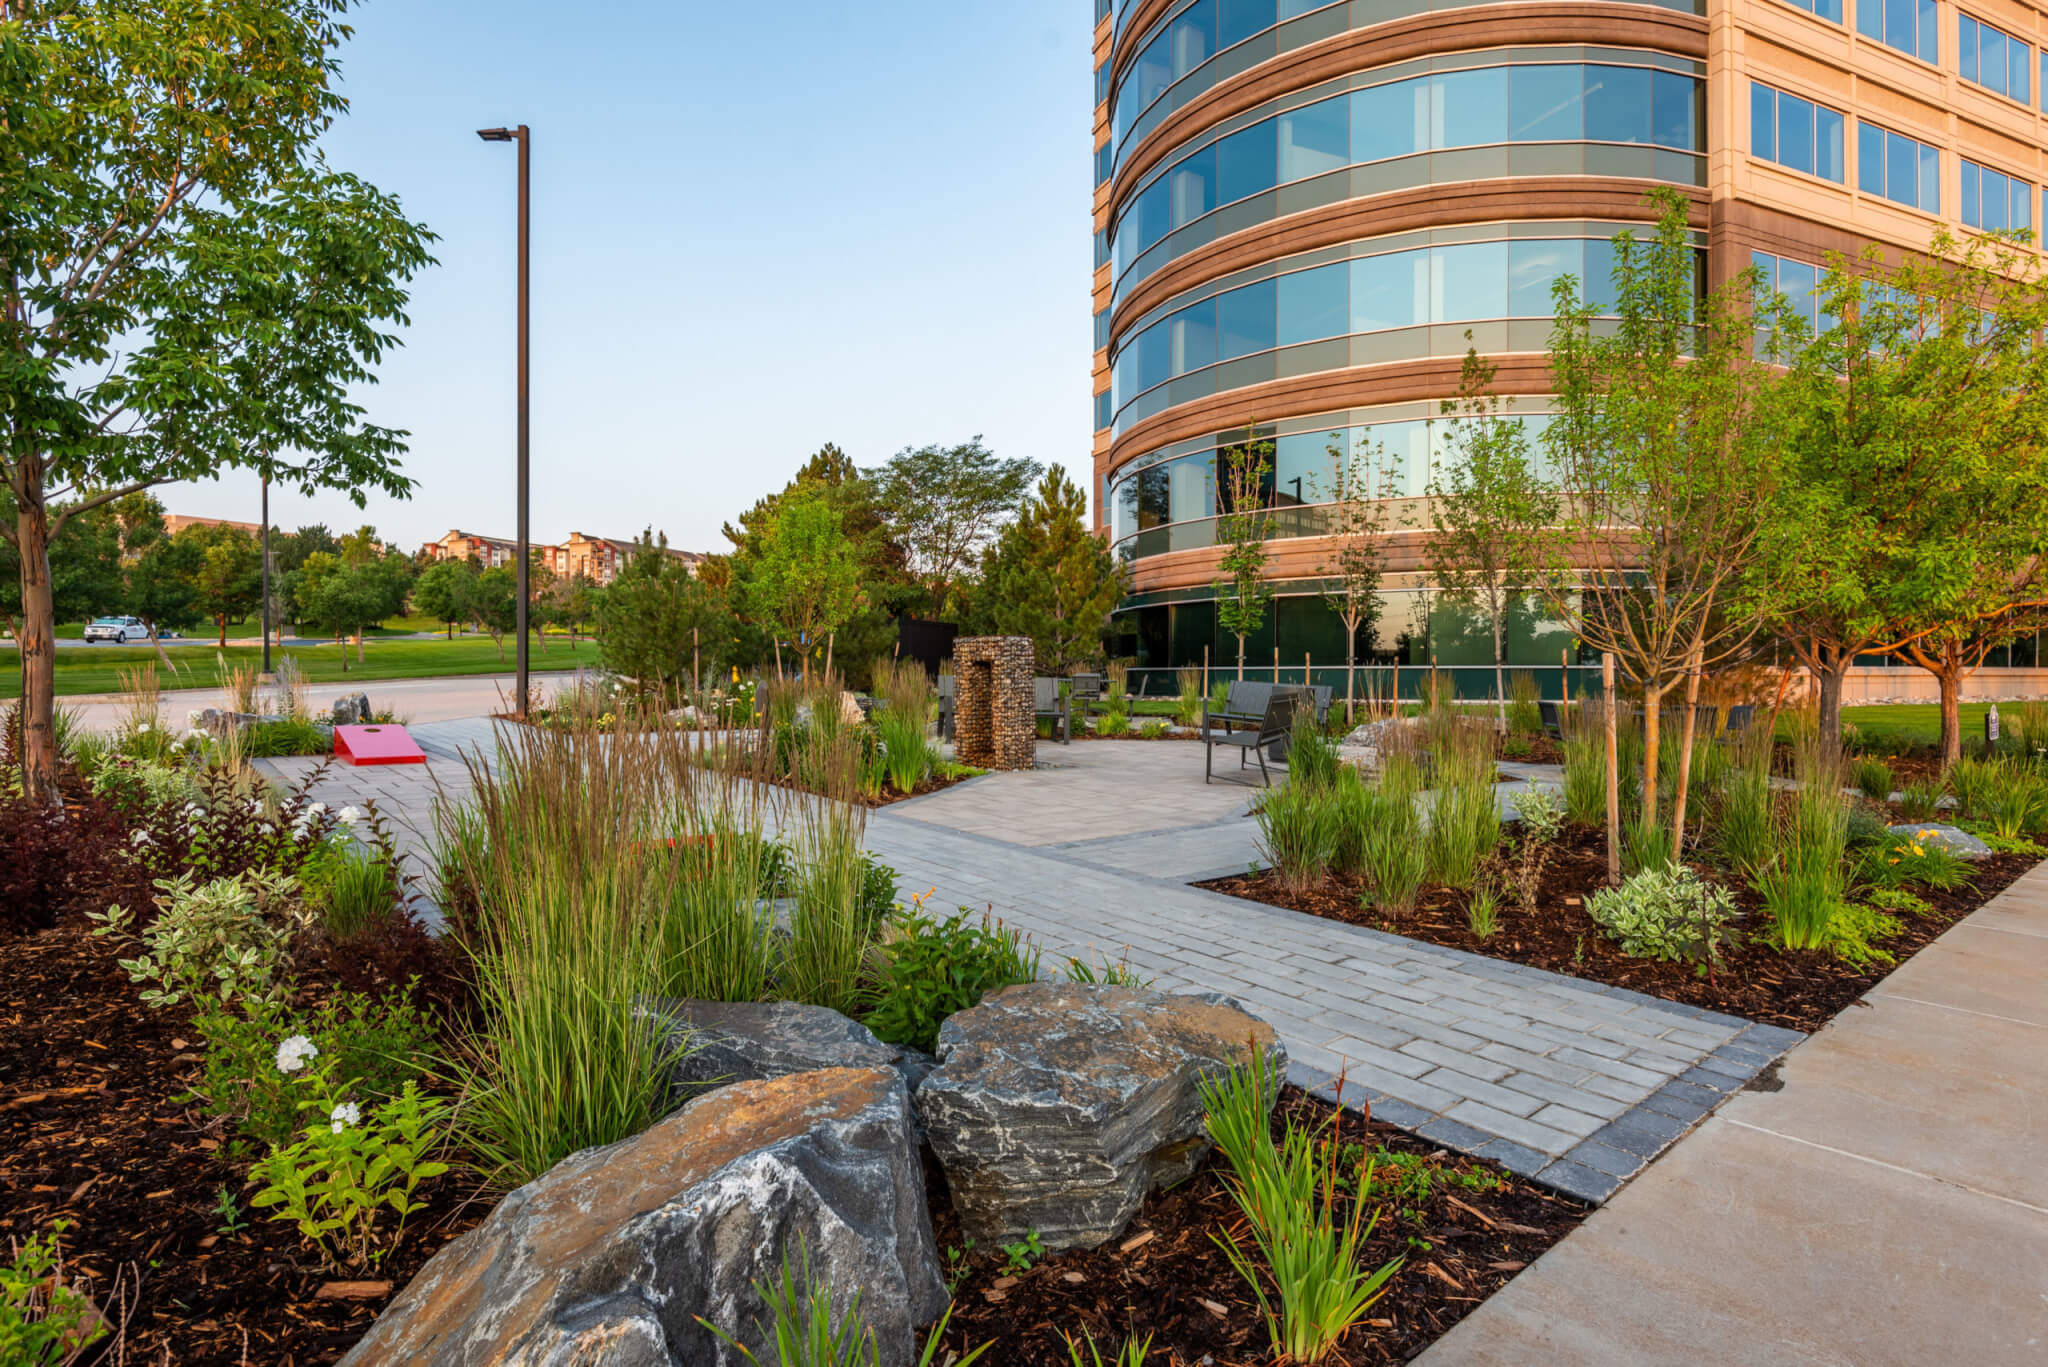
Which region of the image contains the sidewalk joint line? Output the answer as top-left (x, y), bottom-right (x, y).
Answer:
top-left (1722, 1118), bottom-right (2048, 1218)
top-left (1867, 992), bottom-right (2047, 1031)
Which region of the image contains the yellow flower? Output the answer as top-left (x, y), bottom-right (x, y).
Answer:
top-left (1909, 844), bottom-right (1925, 858)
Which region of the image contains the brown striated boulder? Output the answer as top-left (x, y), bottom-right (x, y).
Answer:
top-left (339, 1067), bottom-right (944, 1367)
top-left (917, 982), bottom-right (1285, 1252)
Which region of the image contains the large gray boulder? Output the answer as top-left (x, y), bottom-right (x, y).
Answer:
top-left (918, 981), bottom-right (1285, 1253)
top-left (645, 998), bottom-right (935, 1108)
top-left (338, 1067), bottom-right (945, 1367)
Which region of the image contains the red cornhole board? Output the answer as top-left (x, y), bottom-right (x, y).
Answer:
top-left (334, 724), bottom-right (426, 767)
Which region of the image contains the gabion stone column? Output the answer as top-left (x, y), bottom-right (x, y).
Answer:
top-left (952, 636), bottom-right (1036, 770)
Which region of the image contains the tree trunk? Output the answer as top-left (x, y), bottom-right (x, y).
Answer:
top-left (1344, 621), bottom-right (1357, 727)
top-left (1236, 634), bottom-right (1245, 680)
top-left (1812, 645), bottom-right (1851, 767)
top-left (824, 631), bottom-right (835, 681)
top-left (217, 613), bottom-right (228, 648)
top-left (1925, 645), bottom-right (1967, 770)
top-left (14, 487), bottom-right (61, 804)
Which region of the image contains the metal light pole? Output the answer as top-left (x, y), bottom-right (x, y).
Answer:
top-left (260, 475), bottom-right (272, 676)
top-left (478, 123), bottom-right (531, 716)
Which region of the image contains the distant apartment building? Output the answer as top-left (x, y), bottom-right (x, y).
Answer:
top-left (420, 529), bottom-right (520, 569)
top-left (420, 528), bottom-right (701, 585)
top-left (163, 514), bottom-right (262, 537)
top-left (547, 531), bottom-right (702, 585)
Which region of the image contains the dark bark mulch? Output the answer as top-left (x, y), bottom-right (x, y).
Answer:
top-left (0, 923), bottom-right (493, 1367)
top-left (1197, 826), bottom-right (2037, 1033)
top-left (5, 922), bottom-right (1582, 1364)
top-left (1494, 734), bottom-right (1564, 765)
top-left (928, 1087), bottom-right (1586, 1365)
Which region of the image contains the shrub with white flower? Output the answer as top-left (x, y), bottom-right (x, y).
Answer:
top-left (329, 1101), bottom-right (361, 1133)
top-left (276, 1034), bottom-right (319, 1074)
top-left (131, 829), bottom-right (153, 847)
top-left (337, 806), bottom-right (362, 828)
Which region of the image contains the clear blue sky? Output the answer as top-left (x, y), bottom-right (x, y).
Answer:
top-left (158, 0), bottom-right (1093, 555)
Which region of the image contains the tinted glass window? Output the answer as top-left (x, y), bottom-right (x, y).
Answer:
top-left (1510, 64), bottom-right (1584, 141)
top-left (1215, 122), bottom-right (1277, 203)
top-left (1217, 277), bottom-right (1277, 358)
top-left (1437, 241), bottom-right (1509, 323)
top-left (1171, 296), bottom-right (1218, 372)
top-left (1509, 239), bottom-right (1582, 315)
top-left (1168, 145), bottom-right (1215, 228)
top-left (1585, 64), bottom-right (1653, 143)
top-left (1277, 262), bottom-right (1349, 345)
top-left (1351, 250), bottom-right (1423, 332)
top-left (1353, 79), bottom-right (1427, 162)
top-left (1435, 67), bottom-right (1507, 148)
top-left (1278, 98), bottom-right (1349, 180)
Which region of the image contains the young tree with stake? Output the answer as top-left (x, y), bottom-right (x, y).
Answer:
top-left (1212, 431), bottom-right (1276, 681)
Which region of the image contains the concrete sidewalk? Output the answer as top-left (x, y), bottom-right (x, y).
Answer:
top-left (1418, 861), bottom-right (2048, 1366)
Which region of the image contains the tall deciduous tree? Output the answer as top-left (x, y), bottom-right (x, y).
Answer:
top-left (1213, 431), bottom-right (1276, 680)
top-left (978, 467), bottom-right (1124, 673)
top-left (865, 438), bottom-right (1042, 618)
top-left (179, 523), bottom-right (264, 647)
top-left (1751, 230), bottom-right (2048, 766)
top-left (410, 557), bottom-right (479, 639)
top-left (0, 0), bottom-right (434, 800)
top-left (1528, 191), bottom-right (1785, 846)
top-left (743, 485), bottom-right (867, 677)
top-left (1427, 350), bottom-right (1558, 730)
top-left (1317, 431), bottom-right (1403, 722)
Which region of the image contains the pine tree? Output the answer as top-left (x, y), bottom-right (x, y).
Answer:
top-left (980, 469), bottom-right (1125, 672)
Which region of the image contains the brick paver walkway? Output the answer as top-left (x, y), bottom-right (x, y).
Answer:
top-left (262, 726), bottom-right (1799, 1201)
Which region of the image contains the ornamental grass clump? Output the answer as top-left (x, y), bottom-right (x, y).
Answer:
top-left (1200, 1047), bottom-right (1403, 1363)
top-left (1505, 671), bottom-right (1542, 737)
top-left (1713, 733), bottom-right (1776, 881)
top-left (1851, 757), bottom-right (1895, 805)
top-left (874, 659), bottom-right (936, 796)
top-left (1177, 667), bottom-right (1205, 727)
top-left (1980, 760), bottom-right (2048, 840)
top-left (780, 795), bottom-right (876, 1017)
top-left (1255, 778), bottom-right (1340, 895)
top-left (450, 713), bottom-right (755, 1184)
top-left (1559, 725), bottom-right (1606, 828)
top-left (1754, 737), bottom-right (1862, 958)
top-left (1286, 707), bottom-right (1340, 790)
top-left (1355, 755), bottom-right (1426, 916)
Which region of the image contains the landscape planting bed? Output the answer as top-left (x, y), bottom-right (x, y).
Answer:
top-left (1200, 826), bottom-right (2037, 1032)
top-left (0, 921), bottom-right (491, 1366)
top-left (928, 1086), bottom-right (1585, 1365)
top-left (6, 916), bottom-right (1585, 1366)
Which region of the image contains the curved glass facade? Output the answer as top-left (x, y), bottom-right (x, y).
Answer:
top-left (1112, 0), bottom-right (1702, 161)
top-left (1110, 55), bottom-right (1704, 295)
top-left (1108, 399), bottom-right (1555, 558)
top-left (1109, 223), bottom-right (1679, 433)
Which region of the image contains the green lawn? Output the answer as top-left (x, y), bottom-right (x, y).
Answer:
top-left (0, 636), bottom-right (604, 699)
top-left (1840, 703), bottom-right (2001, 752)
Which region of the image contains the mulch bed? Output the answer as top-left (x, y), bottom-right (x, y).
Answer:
top-left (1198, 825), bottom-right (2037, 1032)
top-left (8, 917), bottom-right (1584, 1365)
top-left (0, 922), bottom-right (493, 1367)
top-left (1494, 734), bottom-right (1564, 765)
top-left (929, 1086), bottom-right (1586, 1364)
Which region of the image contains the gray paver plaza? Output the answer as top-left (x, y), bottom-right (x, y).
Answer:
top-left (261, 725), bottom-right (1799, 1201)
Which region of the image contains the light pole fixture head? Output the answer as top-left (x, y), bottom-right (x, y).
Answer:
top-left (476, 127), bottom-right (517, 142)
